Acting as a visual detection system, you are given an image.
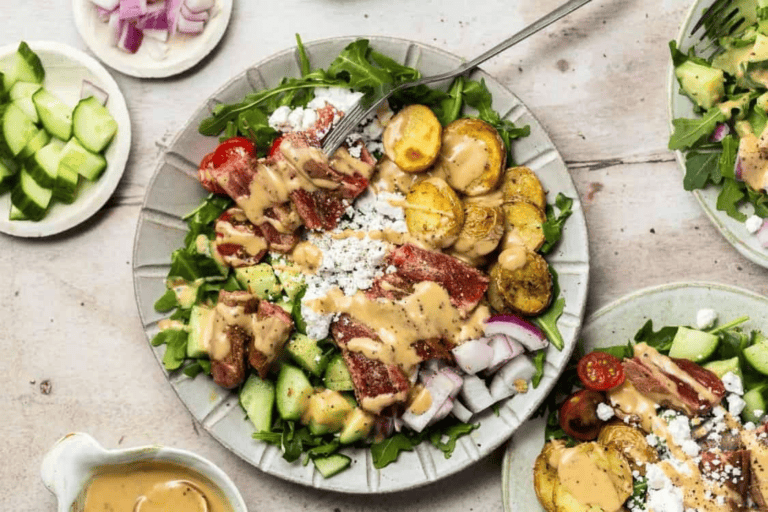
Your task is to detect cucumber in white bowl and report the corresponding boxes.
[0,41,130,237]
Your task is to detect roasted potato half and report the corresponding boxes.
[490,251,552,316]
[404,177,465,248]
[534,441,563,512]
[502,166,547,210]
[597,423,658,475]
[503,200,546,252]
[552,442,632,512]
[432,118,506,196]
[382,104,442,173]
[452,202,504,258]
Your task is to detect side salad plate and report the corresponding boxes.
[502,281,768,511]
[669,0,768,268]
[0,41,130,237]
[133,36,589,493]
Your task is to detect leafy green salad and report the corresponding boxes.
[151,36,572,478]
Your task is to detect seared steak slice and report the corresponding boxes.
[213,208,268,267]
[331,314,410,414]
[218,290,259,312]
[211,325,248,389]
[700,449,751,511]
[290,188,349,231]
[248,301,294,379]
[384,244,489,314]
[366,272,413,301]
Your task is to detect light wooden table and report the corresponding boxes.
[2,0,766,510]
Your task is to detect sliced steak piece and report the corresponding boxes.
[385,244,490,314]
[248,301,294,379]
[700,449,751,511]
[290,188,349,231]
[331,314,410,414]
[366,272,413,302]
[210,325,249,389]
[213,208,268,268]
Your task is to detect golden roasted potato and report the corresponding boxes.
[490,251,552,316]
[372,156,419,194]
[404,177,465,248]
[486,271,508,313]
[382,104,442,173]
[502,166,547,210]
[503,200,546,252]
[534,441,563,512]
[552,443,632,512]
[432,118,506,196]
[452,202,504,258]
[597,423,658,475]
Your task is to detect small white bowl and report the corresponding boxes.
[41,432,248,512]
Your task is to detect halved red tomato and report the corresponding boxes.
[559,389,605,441]
[577,351,625,391]
[267,135,286,158]
[212,137,255,167]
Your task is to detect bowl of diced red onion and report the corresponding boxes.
[72,0,232,78]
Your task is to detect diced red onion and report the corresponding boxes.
[91,0,119,11]
[176,16,205,33]
[757,220,768,247]
[429,398,454,426]
[80,80,109,105]
[142,28,169,42]
[374,416,394,439]
[180,2,209,21]
[166,0,184,34]
[485,334,525,374]
[184,0,215,13]
[120,0,148,19]
[484,315,548,351]
[489,356,536,401]
[451,400,473,423]
[108,11,123,45]
[452,339,494,375]
[95,5,117,22]
[735,156,743,181]
[460,375,495,413]
[117,22,144,53]
[136,9,169,30]
[144,0,166,14]
[709,123,730,143]
[401,373,456,433]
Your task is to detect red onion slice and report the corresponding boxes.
[709,123,730,143]
[401,373,456,432]
[80,80,109,105]
[95,5,117,22]
[91,0,119,10]
[460,375,495,413]
[485,334,525,374]
[451,400,473,423]
[451,339,494,375]
[176,16,205,33]
[117,22,144,53]
[120,0,148,19]
[484,314,548,351]
[136,9,169,30]
[184,0,215,13]
[489,355,536,400]
[735,155,743,181]
[108,11,124,45]
[180,2,210,21]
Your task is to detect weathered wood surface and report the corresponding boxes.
[2,0,765,510]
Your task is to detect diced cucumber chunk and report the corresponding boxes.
[235,264,281,300]
[240,374,276,433]
[8,203,28,220]
[72,96,117,153]
[339,408,375,444]
[0,42,44,90]
[743,385,767,423]
[186,305,213,358]
[53,164,79,204]
[27,139,65,189]
[14,97,39,123]
[324,354,354,392]
[9,81,41,101]
[274,264,306,300]
[2,102,38,156]
[745,342,768,375]
[668,327,719,362]
[275,364,313,421]
[286,333,329,377]
[19,129,49,160]
[32,88,73,141]
[58,138,107,181]
[0,160,16,194]
[703,357,742,380]
[312,454,351,478]
[11,168,52,221]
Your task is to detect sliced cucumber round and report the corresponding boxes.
[668,326,719,362]
[745,342,768,375]
[72,96,117,153]
[32,88,73,141]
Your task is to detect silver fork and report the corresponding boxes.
[321,0,593,156]
[689,0,757,43]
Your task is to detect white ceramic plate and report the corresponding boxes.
[668,0,768,268]
[0,41,130,238]
[132,36,590,493]
[502,281,768,511]
[72,0,233,78]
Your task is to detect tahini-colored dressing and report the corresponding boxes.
[291,241,323,274]
[81,461,232,512]
[212,220,268,263]
[437,130,491,192]
[497,245,527,272]
[549,444,627,512]
[371,156,418,194]
[204,300,287,362]
[407,384,433,415]
[737,133,768,192]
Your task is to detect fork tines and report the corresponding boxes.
[322,102,366,156]
[690,0,749,42]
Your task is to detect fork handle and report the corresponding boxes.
[419,0,594,86]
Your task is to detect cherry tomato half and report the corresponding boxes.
[577,351,625,391]
[267,135,286,158]
[212,137,255,168]
[559,389,605,441]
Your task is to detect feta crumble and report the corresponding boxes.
[695,308,717,330]
[722,371,743,395]
[746,214,764,234]
[727,394,747,417]
[596,402,615,421]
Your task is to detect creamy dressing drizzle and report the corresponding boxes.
[436,130,491,192]
[407,384,433,415]
[549,444,628,512]
[291,241,323,274]
[634,343,719,405]
[737,132,768,192]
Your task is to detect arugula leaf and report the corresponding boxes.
[154,289,178,313]
[633,320,678,354]
[540,193,574,254]
[668,40,710,68]
[327,40,393,96]
[595,341,634,360]
[429,422,479,459]
[683,151,721,190]
[432,76,465,126]
[183,194,233,248]
[152,329,189,371]
[304,440,341,464]
[746,186,768,217]
[236,108,279,154]
[668,108,726,150]
[716,178,748,221]
[296,34,310,77]
[291,286,308,335]
[531,350,546,388]
[719,135,738,180]
[534,267,565,351]
[628,476,648,511]
[749,105,768,136]
[543,407,577,446]
[169,250,226,282]
[182,359,211,377]
[371,433,417,469]
[368,50,420,84]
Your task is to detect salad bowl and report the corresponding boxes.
[502,281,768,511]
[132,35,590,493]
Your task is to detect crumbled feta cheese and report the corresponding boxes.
[746,214,764,234]
[645,464,685,512]
[722,371,744,395]
[308,87,364,113]
[727,394,747,417]
[696,308,717,330]
[596,403,615,421]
